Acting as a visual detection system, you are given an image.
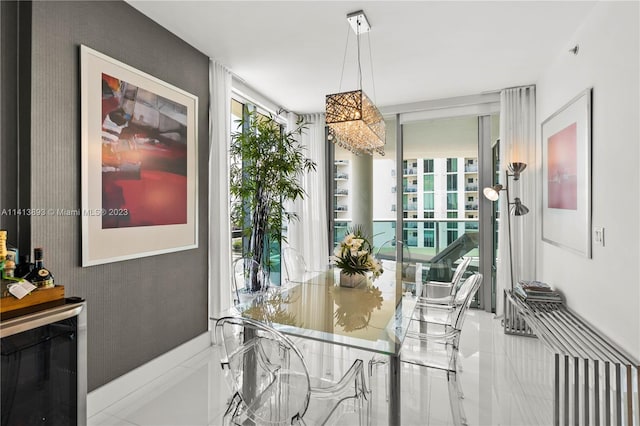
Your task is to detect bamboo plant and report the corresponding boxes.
[230,110,316,291]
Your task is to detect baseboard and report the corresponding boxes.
[87,332,212,417]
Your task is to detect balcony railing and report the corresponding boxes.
[465,184,478,191]
[335,188,349,195]
[403,168,418,175]
[403,203,418,210]
[403,186,418,193]
[465,165,478,173]
[333,219,480,265]
[335,205,348,211]
[335,173,349,179]
[465,204,479,210]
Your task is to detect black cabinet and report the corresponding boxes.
[1,300,86,426]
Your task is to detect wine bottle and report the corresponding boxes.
[24,248,54,288]
[15,254,33,278]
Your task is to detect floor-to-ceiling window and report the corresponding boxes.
[328,110,500,310]
[230,98,244,262]
[401,117,479,301]
[372,118,398,253]
[401,114,500,309]
[330,117,398,248]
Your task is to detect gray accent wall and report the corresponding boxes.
[10,1,210,390]
[0,1,25,243]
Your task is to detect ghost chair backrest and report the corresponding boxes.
[232,257,265,305]
[215,316,312,424]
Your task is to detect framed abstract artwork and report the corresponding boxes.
[80,45,198,266]
[541,88,592,258]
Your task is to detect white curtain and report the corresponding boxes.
[208,61,233,322]
[497,86,536,315]
[285,112,329,271]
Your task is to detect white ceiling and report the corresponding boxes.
[127,1,597,114]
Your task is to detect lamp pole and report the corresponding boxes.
[483,162,527,295]
[504,170,516,291]
[504,161,528,291]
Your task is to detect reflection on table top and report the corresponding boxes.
[214,268,417,356]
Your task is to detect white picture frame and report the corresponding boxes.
[81,45,198,266]
[541,88,592,258]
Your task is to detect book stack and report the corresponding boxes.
[514,280,563,303]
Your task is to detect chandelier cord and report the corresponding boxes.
[356,16,363,91]
[367,31,378,105]
[338,25,351,92]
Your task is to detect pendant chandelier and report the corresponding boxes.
[326,11,385,156]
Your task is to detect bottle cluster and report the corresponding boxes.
[0,230,54,296]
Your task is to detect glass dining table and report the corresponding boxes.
[212,266,418,425]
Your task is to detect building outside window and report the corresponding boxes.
[424,159,434,173]
[446,174,458,191]
[424,230,435,247]
[424,174,434,191]
[447,158,457,173]
[423,193,434,210]
[447,193,458,210]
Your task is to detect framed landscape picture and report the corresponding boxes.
[81,45,198,266]
[541,88,592,258]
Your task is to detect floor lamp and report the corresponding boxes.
[483,162,529,291]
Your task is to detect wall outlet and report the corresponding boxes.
[594,227,605,246]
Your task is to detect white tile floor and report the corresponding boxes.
[88,310,556,425]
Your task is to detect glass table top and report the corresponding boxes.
[213,267,418,356]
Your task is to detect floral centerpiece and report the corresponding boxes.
[331,226,383,287]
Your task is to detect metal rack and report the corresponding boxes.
[504,290,639,426]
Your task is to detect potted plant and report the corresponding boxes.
[230,110,316,291]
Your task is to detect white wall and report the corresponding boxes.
[536,1,640,359]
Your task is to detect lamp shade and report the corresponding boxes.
[482,184,503,201]
[507,162,527,180]
[326,89,385,156]
[511,197,530,216]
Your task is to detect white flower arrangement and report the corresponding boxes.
[331,226,383,280]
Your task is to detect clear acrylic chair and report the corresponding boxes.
[407,273,483,362]
[232,257,266,306]
[374,238,397,271]
[282,247,322,285]
[215,316,370,425]
[374,239,415,294]
[418,256,472,309]
[369,274,482,426]
[405,273,482,425]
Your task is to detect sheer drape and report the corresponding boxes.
[497,86,536,315]
[285,113,329,272]
[209,61,233,319]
